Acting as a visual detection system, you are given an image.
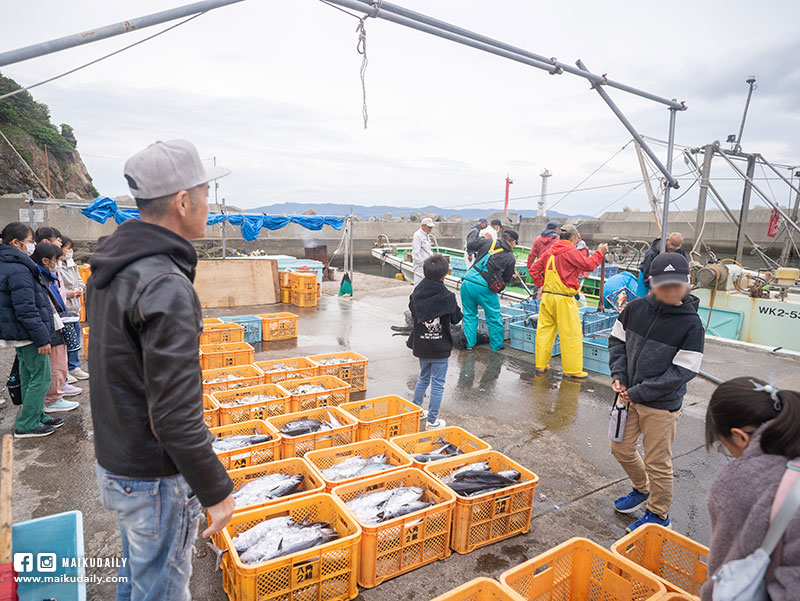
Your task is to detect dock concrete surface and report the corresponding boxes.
[2,270,798,600]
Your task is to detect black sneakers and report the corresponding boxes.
[13,424,57,438]
[43,417,66,429]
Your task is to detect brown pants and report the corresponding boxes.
[610,402,680,519]
[45,343,68,406]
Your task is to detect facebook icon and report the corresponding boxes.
[13,553,33,573]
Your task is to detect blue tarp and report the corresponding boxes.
[80,197,345,239]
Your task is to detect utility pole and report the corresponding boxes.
[221,196,227,259]
[733,76,756,155]
[538,169,551,218]
[734,154,756,263]
[692,144,714,256]
[27,190,35,230]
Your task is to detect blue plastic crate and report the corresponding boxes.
[583,329,612,375]
[12,510,86,601]
[579,307,618,334]
[449,256,467,271]
[218,315,262,344]
[478,307,526,340]
[451,267,467,280]
[515,298,541,314]
[509,321,561,356]
[589,264,620,279]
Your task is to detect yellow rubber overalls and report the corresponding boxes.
[534,254,583,374]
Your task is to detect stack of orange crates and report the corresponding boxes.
[211,383,292,424]
[290,271,319,307]
[256,357,319,384]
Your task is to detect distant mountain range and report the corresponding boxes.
[248,202,583,220]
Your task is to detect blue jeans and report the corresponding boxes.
[413,357,449,423]
[96,463,202,601]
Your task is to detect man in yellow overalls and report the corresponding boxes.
[530,224,607,378]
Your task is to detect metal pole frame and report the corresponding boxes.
[659,108,678,252]
[715,150,800,237]
[0,0,247,67]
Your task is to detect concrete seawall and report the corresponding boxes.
[0,196,782,260]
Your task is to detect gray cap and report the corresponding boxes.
[421,217,436,227]
[560,223,580,237]
[124,139,231,199]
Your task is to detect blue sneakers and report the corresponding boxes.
[614,489,650,514]
[626,509,671,533]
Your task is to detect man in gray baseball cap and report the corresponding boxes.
[89,140,233,600]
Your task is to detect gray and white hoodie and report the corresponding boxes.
[608,293,704,411]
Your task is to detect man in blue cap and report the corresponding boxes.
[526,220,559,276]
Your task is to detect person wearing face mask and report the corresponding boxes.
[0,222,61,438]
[31,242,80,413]
[35,226,63,248]
[57,237,89,381]
[702,377,800,600]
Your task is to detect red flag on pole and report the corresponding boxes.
[767,207,781,238]
[504,176,513,214]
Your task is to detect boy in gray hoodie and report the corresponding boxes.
[607,252,704,532]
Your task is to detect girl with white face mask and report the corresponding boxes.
[57,236,88,381]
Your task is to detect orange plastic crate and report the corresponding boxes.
[307,352,368,392]
[200,341,255,370]
[659,596,697,601]
[332,468,455,588]
[611,524,708,599]
[430,578,526,601]
[204,317,223,325]
[339,395,422,441]
[305,439,413,492]
[500,538,666,601]
[279,271,293,288]
[291,289,318,308]
[279,375,351,412]
[227,457,326,512]
[202,364,265,395]
[424,450,538,554]
[257,312,298,341]
[219,493,361,601]
[256,357,319,384]
[79,296,86,322]
[290,271,318,292]
[200,322,245,345]
[203,394,220,428]
[212,384,292,425]
[77,264,91,284]
[391,426,492,467]
[82,326,89,358]
[267,407,357,459]
[210,420,280,471]
[280,287,291,304]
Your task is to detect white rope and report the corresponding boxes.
[0,127,54,197]
[356,17,369,129]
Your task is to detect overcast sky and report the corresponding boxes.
[3,0,800,217]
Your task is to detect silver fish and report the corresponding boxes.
[233,474,304,507]
[315,357,352,366]
[218,394,279,408]
[204,373,242,384]
[233,518,337,565]
[212,434,273,452]
[443,462,491,483]
[410,441,464,463]
[345,486,430,525]
[320,454,390,482]
[292,384,331,395]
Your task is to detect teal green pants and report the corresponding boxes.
[15,343,50,432]
[460,279,504,350]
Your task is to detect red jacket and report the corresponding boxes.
[526,234,557,275]
[531,239,605,290]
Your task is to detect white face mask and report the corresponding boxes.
[64,250,74,260]
[24,242,35,256]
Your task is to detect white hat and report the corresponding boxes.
[421,218,436,227]
[124,139,230,199]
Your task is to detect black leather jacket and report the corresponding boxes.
[87,220,233,507]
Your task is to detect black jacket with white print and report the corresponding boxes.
[608,293,704,411]
[407,278,463,359]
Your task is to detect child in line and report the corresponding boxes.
[31,243,80,413]
[57,236,89,381]
[607,252,704,531]
[702,377,800,601]
[407,255,462,429]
